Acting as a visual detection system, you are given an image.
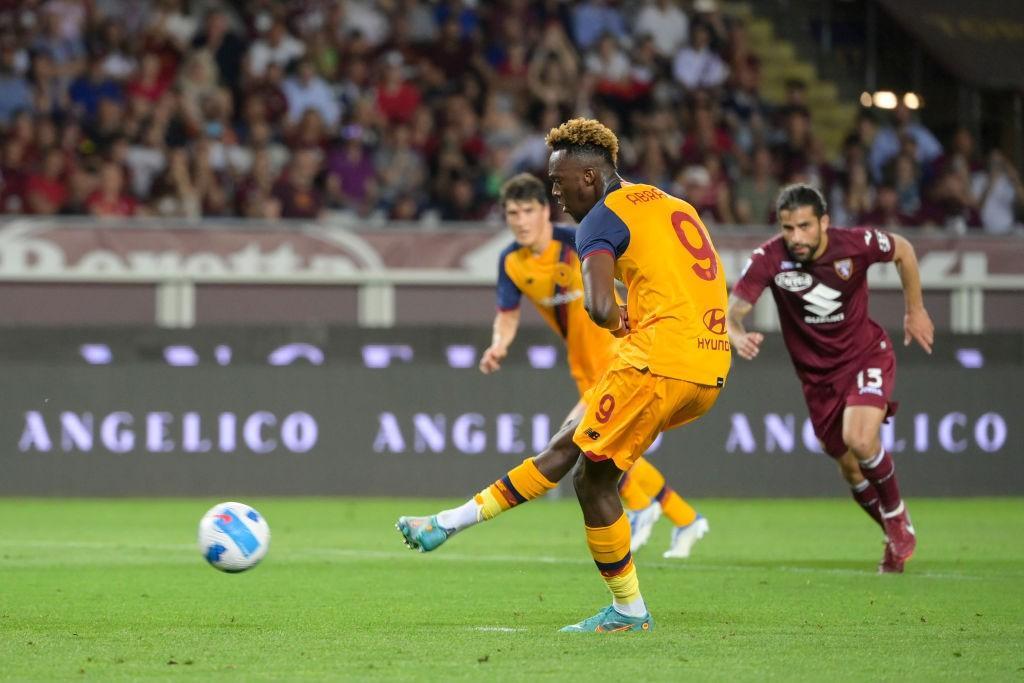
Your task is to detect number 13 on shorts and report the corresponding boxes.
[856,367,883,395]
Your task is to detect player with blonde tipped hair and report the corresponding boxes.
[400,118,731,633]
[395,171,709,565]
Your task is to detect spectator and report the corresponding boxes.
[246,19,305,81]
[243,62,288,127]
[635,0,689,59]
[918,167,980,231]
[343,0,391,47]
[430,18,475,81]
[236,147,281,218]
[29,52,69,118]
[126,52,172,106]
[274,148,324,219]
[283,58,341,130]
[773,105,814,181]
[891,152,922,216]
[192,9,246,89]
[403,0,439,43]
[633,133,672,188]
[0,0,1014,228]
[734,146,779,224]
[149,147,199,218]
[149,0,198,54]
[374,123,426,209]
[43,0,88,44]
[672,22,728,91]
[439,172,485,220]
[722,56,767,154]
[177,49,227,133]
[526,25,579,110]
[31,9,86,86]
[868,101,942,182]
[375,53,421,125]
[861,183,919,228]
[25,147,69,214]
[94,18,137,82]
[936,125,983,177]
[572,0,627,52]
[830,162,874,227]
[326,125,382,210]
[585,34,635,108]
[0,53,33,125]
[680,103,733,166]
[86,161,137,217]
[84,97,126,153]
[69,60,123,120]
[972,151,1024,234]
[125,123,168,198]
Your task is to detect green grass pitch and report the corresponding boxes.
[1,497,1021,681]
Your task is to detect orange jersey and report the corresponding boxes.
[496,226,617,394]
[574,182,731,387]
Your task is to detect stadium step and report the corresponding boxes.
[724,1,859,159]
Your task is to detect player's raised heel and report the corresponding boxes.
[662,514,709,559]
[627,503,662,552]
[881,504,916,562]
[559,605,654,633]
[396,515,450,553]
[878,541,904,574]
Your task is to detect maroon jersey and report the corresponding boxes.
[732,226,896,384]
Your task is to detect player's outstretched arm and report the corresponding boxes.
[726,294,764,361]
[892,234,934,354]
[582,251,629,337]
[480,308,520,373]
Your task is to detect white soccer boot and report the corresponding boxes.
[626,502,662,552]
[662,515,709,559]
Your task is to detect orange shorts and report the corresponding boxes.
[573,357,721,471]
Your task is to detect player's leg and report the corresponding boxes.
[617,468,652,511]
[560,365,658,632]
[805,382,886,533]
[627,455,708,558]
[842,404,916,566]
[617,463,660,553]
[560,455,654,632]
[396,402,584,552]
[579,363,657,539]
[835,450,883,529]
[561,368,719,632]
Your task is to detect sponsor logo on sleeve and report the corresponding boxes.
[875,230,892,252]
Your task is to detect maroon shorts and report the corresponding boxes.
[801,343,899,459]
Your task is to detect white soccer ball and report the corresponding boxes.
[198,502,270,572]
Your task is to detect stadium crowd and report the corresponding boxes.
[0,0,1021,232]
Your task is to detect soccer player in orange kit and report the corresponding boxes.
[400,119,730,632]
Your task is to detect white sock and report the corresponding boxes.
[613,595,648,618]
[861,447,886,470]
[881,500,905,519]
[435,499,482,534]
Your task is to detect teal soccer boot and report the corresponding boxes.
[559,606,654,633]
[396,515,450,552]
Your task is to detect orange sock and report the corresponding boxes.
[474,457,556,521]
[630,456,698,527]
[585,514,642,606]
[617,470,651,511]
[657,487,698,527]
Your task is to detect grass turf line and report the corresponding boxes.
[0,498,1021,681]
